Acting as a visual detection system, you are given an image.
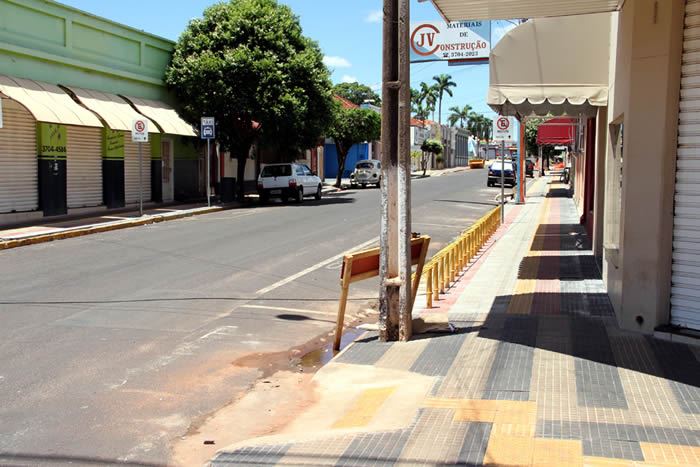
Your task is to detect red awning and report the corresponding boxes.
[536,117,577,145]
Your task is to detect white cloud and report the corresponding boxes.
[365,10,383,23]
[370,83,381,91]
[341,75,359,84]
[323,55,351,68]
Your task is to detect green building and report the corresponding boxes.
[0,0,202,225]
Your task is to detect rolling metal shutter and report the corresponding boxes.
[124,136,151,204]
[671,0,700,330]
[67,126,102,208]
[0,97,37,213]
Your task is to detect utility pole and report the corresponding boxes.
[380,0,412,342]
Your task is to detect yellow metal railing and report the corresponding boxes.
[416,204,503,309]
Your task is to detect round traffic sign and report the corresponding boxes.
[497,117,510,131]
[135,120,145,133]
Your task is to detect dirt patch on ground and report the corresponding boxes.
[170,309,376,466]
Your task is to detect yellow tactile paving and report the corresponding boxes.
[484,434,534,466]
[507,278,538,315]
[640,442,700,466]
[331,386,396,428]
[533,438,584,466]
[454,407,497,422]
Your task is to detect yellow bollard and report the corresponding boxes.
[426,266,433,308]
[433,260,440,301]
[442,252,450,293]
[439,255,446,294]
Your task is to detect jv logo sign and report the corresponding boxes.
[411,24,440,57]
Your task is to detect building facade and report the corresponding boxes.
[0,0,200,226]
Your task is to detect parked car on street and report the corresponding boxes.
[350,159,381,188]
[525,159,535,177]
[257,163,322,203]
[487,161,516,187]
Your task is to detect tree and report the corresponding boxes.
[420,138,443,176]
[333,82,381,106]
[448,104,472,128]
[432,74,457,127]
[165,0,334,199]
[327,103,381,188]
[419,82,438,122]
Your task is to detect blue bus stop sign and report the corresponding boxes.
[201,117,215,140]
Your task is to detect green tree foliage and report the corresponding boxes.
[432,74,457,127]
[165,0,334,198]
[333,82,381,106]
[421,138,444,156]
[448,105,472,128]
[420,138,444,176]
[327,103,381,187]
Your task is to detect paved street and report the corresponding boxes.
[0,170,502,465]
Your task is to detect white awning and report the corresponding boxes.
[64,86,159,133]
[428,0,621,21]
[121,95,196,137]
[0,75,102,127]
[487,13,612,117]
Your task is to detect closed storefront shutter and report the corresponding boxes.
[671,0,700,330]
[124,136,151,204]
[67,126,102,208]
[0,97,37,213]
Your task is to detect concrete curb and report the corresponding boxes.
[0,206,224,252]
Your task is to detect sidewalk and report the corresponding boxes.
[211,177,700,466]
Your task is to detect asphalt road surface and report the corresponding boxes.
[0,169,505,465]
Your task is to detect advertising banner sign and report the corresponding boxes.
[410,20,490,63]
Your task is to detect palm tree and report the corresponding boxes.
[419,82,438,123]
[448,104,472,128]
[432,74,457,127]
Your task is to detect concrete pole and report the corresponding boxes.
[379,0,400,342]
[397,0,412,341]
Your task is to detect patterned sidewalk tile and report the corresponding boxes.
[213,180,700,467]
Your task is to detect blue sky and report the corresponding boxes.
[58,0,515,121]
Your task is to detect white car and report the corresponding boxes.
[257,163,323,203]
[350,159,382,188]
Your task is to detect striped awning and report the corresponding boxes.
[121,95,196,137]
[0,75,102,127]
[64,86,159,133]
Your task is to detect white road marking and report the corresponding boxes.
[241,304,336,316]
[255,237,379,295]
[198,325,239,340]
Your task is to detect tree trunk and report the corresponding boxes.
[335,143,348,188]
[236,153,247,200]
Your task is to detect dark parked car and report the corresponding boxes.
[487,161,516,187]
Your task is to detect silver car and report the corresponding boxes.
[350,160,382,188]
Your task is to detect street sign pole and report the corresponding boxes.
[131,118,148,217]
[138,142,143,216]
[206,138,211,207]
[501,140,505,223]
[201,117,216,207]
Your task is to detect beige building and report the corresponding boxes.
[431,0,698,337]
